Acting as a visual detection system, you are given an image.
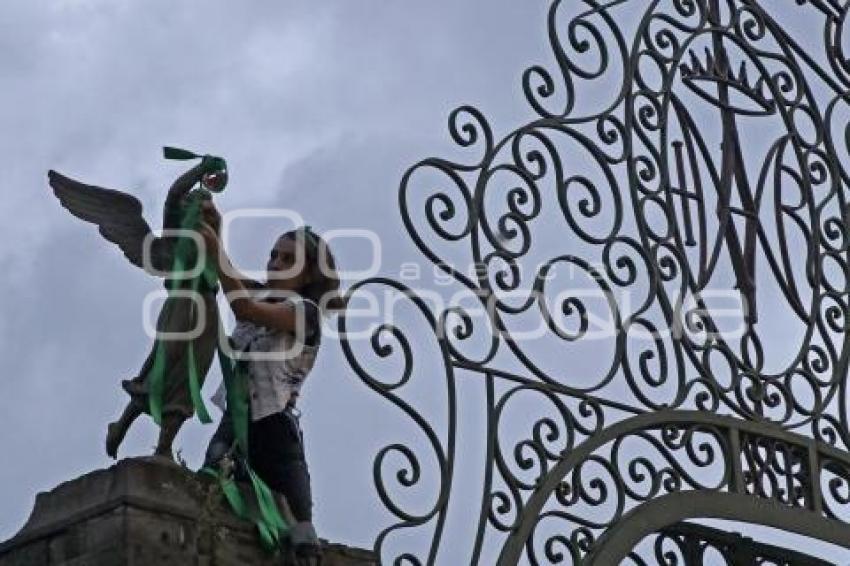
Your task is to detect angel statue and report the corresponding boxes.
[48,148,229,459]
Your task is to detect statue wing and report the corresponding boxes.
[48,170,171,273]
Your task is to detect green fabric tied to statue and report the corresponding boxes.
[148,148,227,426]
[155,147,289,550]
[201,345,289,551]
[47,148,287,551]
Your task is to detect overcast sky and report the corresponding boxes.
[5,1,850,564]
[0,0,551,553]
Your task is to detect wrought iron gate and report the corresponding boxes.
[339,0,850,563]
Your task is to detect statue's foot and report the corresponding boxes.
[121,379,146,396]
[291,521,321,562]
[294,542,322,566]
[105,422,122,460]
[154,446,174,460]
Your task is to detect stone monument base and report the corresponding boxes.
[0,457,375,565]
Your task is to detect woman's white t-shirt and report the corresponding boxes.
[211,295,321,421]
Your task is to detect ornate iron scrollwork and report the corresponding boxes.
[339,0,850,563]
[628,522,833,565]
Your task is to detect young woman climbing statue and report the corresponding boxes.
[198,200,343,559]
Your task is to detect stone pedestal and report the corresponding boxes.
[0,458,375,566]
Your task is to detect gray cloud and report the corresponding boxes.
[0,0,548,550]
[6,1,844,562]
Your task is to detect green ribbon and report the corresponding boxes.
[149,146,227,425]
[163,146,202,161]
[153,147,288,550]
[200,338,288,551]
[200,466,283,551]
[163,146,226,173]
[164,146,228,191]
[200,465,247,514]
[218,338,289,539]
[199,464,284,552]
[148,189,214,426]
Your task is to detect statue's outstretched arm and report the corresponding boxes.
[163,164,205,231]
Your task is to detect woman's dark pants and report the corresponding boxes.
[203,407,313,522]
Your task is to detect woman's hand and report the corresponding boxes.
[202,200,222,234]
[198,221,220,262]
[199,201,223,261]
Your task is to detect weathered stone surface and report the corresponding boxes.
[0,457,375,566]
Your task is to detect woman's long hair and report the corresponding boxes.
[278,227,345,315]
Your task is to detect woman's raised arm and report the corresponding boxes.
[198,205,303,334]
